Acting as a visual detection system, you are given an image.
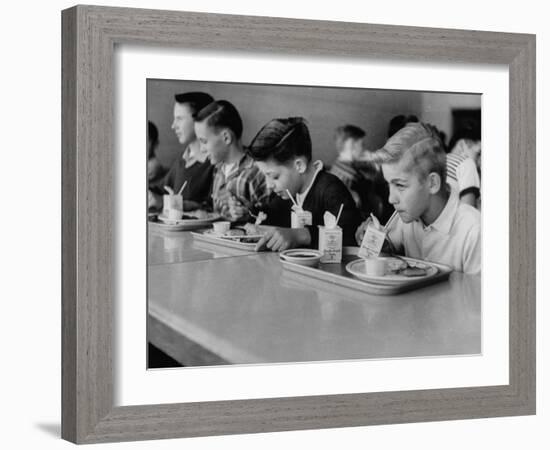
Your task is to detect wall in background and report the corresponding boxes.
[147,79,480,168]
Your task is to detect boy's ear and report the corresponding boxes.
[427,172,442,194]
[293,157,308,174]
[221,128,232,145]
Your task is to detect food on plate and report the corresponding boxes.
[223,229,245,237]
[401,267,428,277]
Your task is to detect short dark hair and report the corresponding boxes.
[448,118,481,151]
[147,120,159,159]
[173,92,214,115]
[335,124,365,141]
[247,117,312,163]
[193,100,243,140]
[388,114,419,138]
[148,120,158,145]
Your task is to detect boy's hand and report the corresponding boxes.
[355,217,373,245]
[228,196,248,221]
[181,200,201,211]
[355,217,397,253]
[148,190,161,209]
[255,227,311,252]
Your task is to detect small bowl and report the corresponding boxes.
[280,249,323,267]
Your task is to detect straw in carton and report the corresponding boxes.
[286,189,300,210]
[335,203,344,226]
[176,181,188,196]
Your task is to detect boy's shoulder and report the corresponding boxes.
[456,202,480,220]
[315,170,350,191]
[453,202,481,235]
[310,170,356,206]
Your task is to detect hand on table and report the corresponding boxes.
[255,227,311,252]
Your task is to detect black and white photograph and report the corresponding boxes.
[146,79,482,369]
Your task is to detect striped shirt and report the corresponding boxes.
[211,153,269,218]
[446,153,480,198]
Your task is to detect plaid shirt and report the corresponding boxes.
[211,153,269,218]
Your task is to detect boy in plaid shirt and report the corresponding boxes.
[194,100,269,221]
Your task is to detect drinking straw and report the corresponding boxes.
[335,203,344,226]
[286,189,300,209]
[164,185,174,195]
[177,181,188,196]
[383,210,399,232]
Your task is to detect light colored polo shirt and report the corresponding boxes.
[387,190,481,274]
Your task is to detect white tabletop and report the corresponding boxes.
[148,230,481,366]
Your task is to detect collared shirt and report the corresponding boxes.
[296,160,323,206]
[211,153,269,215]
[387,189,481,274]
[182,143,207,169]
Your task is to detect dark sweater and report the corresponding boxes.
[262,170,362,247]
[150,158,214,208]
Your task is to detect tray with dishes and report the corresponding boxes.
[191,224,266,251]
[148,210,222,231]
[280,247,452,295]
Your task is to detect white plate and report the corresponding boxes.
[345,257,438,285]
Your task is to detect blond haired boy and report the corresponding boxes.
[355,122,481,274]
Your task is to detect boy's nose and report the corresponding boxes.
[388,188,398,205]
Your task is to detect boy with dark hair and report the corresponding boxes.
[330,124,390,219]
[247,117,362,251]
[148,92,215,211]
[194,100,268,221]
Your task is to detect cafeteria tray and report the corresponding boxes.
[191,229,262,251]
[280,247,452,295]
[148,213,221,232]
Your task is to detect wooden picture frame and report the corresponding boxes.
[61,5,536,444]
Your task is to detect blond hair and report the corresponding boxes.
[370,122,446,183]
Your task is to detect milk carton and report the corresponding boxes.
[163,194,183,215]
[358,220,386,259]
[290,207,312,228]
[319,225,343,263]
[318,210,343,263]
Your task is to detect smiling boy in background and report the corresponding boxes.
[148,92,215,211]
[355,122,481,274]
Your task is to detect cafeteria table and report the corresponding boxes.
[148,228,481,366]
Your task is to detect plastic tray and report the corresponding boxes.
[280,247,452,295]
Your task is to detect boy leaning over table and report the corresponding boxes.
[355,122,481,275]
